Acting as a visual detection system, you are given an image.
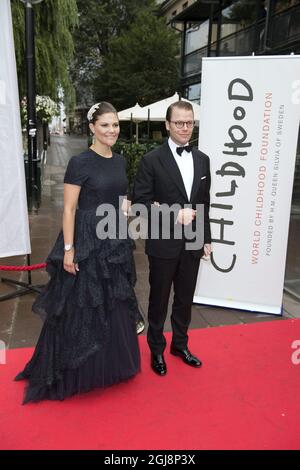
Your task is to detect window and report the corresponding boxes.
[185,21,209,55]
[182,1,188,9]
[184,83,201,103]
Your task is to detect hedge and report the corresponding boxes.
[113,141,160,193]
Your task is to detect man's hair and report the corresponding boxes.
[166,100,194,122]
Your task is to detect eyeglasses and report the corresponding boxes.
[169,120,195,129]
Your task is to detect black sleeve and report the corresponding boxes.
[121,154,132,200]
[64,156,88,186]
[132,155,154,210]
[132,154,180,221]
[204,156,211,244]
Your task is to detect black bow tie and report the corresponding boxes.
[176,145,193,156]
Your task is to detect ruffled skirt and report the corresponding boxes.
[15,209,141,404]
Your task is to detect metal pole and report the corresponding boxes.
[207,4,214,57]
[216,0,222,57]
[24,1,37,211]
[181,21,187,79]
[263,0,273,53]
[130,112,133,140]
[136,122,139,144]
[147,109,150,139]
[27,254,32,285]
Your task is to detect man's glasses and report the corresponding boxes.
[169,120,195,129]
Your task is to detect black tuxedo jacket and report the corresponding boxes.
[132,141,211,259]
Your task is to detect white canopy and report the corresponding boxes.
[118,103,148,122]
[118,103,148,143]
[142,93,200,124]
[118,92,200,124]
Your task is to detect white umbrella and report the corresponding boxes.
[118,93,201,142]
[118,102,148,121]
[142,92,200,124]
[118,103,149,143]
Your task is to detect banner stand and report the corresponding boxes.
[194,55,300,315]
[193,296,283,316]
[0,254,45,302]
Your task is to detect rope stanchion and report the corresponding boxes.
[0,255,47,302]
[0,263,46,272]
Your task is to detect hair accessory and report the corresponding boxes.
[87,102,102,122]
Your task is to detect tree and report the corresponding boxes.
[70,0,156,106]
[97,10,179,109]
[11,0,78,112]
[225,0,258,28]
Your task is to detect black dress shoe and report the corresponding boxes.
[170,347,202,367]
[151,353,167,376]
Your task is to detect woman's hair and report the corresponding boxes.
[87,102,118,124]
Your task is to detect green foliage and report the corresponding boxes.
[11,1,25,96]
[224,0,258,27]
[72,0,179,109]
[97,10,179,110]
[113,141,160,192]
[11,0,78,111]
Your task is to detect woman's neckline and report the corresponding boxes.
[89,146,114,159]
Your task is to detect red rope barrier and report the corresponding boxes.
[0,263,46,272]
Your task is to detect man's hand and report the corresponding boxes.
[202,244,212,260]
[176,208,197,226]
[121,197,132,216]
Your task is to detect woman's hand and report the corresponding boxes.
[63,248,79,275]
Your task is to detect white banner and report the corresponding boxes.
[195,56,300,314]
[0,0,31,257]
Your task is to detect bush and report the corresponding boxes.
[113,141,160,193]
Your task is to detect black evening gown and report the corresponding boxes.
[15,149,141,404]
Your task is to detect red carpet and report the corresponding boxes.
[1,319,300,450]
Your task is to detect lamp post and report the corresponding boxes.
[21,0,43,288]
[21,0,43,211]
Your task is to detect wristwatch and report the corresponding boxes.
[64,243,74,252]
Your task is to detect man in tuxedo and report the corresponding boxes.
[133,101,211,376]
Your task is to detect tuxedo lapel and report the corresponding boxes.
[190,149,202,203]
[158,142,189,201]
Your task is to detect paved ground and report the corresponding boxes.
[0,135,299,350]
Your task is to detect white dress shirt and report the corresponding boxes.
[168,137,194,201]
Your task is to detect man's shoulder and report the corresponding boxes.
[193,147,210,161]
[143,142,168,162]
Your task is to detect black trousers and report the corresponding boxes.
[147,251,201,355]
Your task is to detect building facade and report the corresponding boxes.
[158,0,198,25]
[159,0,300,103]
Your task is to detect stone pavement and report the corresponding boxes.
[0,135,299,350]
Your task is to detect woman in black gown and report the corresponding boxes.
[15,102,141,403]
